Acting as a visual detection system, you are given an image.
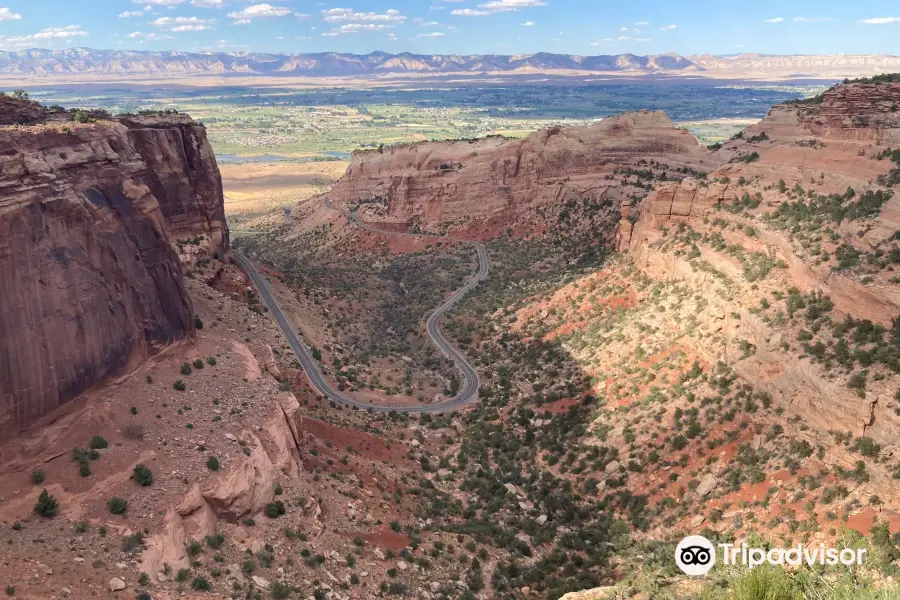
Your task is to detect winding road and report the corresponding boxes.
[233,199,489,413]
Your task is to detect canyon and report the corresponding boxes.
[0,77,899,600]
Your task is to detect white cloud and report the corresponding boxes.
[228,3,304,22]
[479,0,546,11]
[521,21,535,26]
[137,0,187,5]
[119,10,145,17]
[764,17,784,23]
[128,31,173,40]
[452,0,546,16]
[0,7,21,21]
[322,23,396,35]
[619,26,628,31]
[417,31,446,37]
[634,21,649,26]
[861,16,900,24]
[660,24,676,30]
[590,38,613,45]
[1,25,89,47]
[417,20,440,26]
[635,37,651,42]
[322,8,406,23]
[153,16,214,31]
[191,0,225,7]
[793,17,831,22]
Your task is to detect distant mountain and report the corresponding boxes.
[0,48,898,79]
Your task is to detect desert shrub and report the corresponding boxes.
[30,469,45,485]
[132,464,153,486]
[89,435,108,450]
[264,501,286,518]
[33,489,58,518]
[186,540,204,557]
[108,497,128,515]
[174,380,186,391]
[207,456,220,471]
[123,532,146,553]
[193,359,204,369]
[270,581,291,598]
[191,576,211,591]
[180,363,193,376]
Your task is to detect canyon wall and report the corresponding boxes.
[0,102,227,430]
[327,110,713,229]
[621,82,900,444]
[122,115,229,253]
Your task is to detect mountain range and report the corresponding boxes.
[2,48,900,79]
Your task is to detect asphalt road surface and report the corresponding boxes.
[233,199,489,413]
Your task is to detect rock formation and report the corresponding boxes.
[0,100,228,430]
[621,82,900,443]
[326,111,711,230]
[121,115,229,253]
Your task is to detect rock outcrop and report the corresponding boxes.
[0,101,227,430]
[326,111,711,229]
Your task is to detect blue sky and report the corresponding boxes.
[0,0,899,56]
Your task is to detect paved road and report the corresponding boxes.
[233,200,489,413]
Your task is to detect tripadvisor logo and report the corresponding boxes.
[675,535,867,576]
[676,535,716,576]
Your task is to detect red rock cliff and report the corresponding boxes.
[0,102,227,430]
[326,111,711,229]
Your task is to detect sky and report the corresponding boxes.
[0,0,899,56]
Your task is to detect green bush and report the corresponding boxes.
[264,500,286,518]
[174,380,186,391]
[132,464,153,486]
[181,363,193,376]
[33,489,58,518]
[30,469,45,485]
[89,435,108,450]
[207,456,220,471]
[191,577,211,591]
[108,497,128,515]
[123,532,145,553]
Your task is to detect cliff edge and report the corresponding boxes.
[0,98,228,430]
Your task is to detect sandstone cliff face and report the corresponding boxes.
[0,106,227,430]
[121,115,229,254]
[327,111,711,229]
[622,82,900,444]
